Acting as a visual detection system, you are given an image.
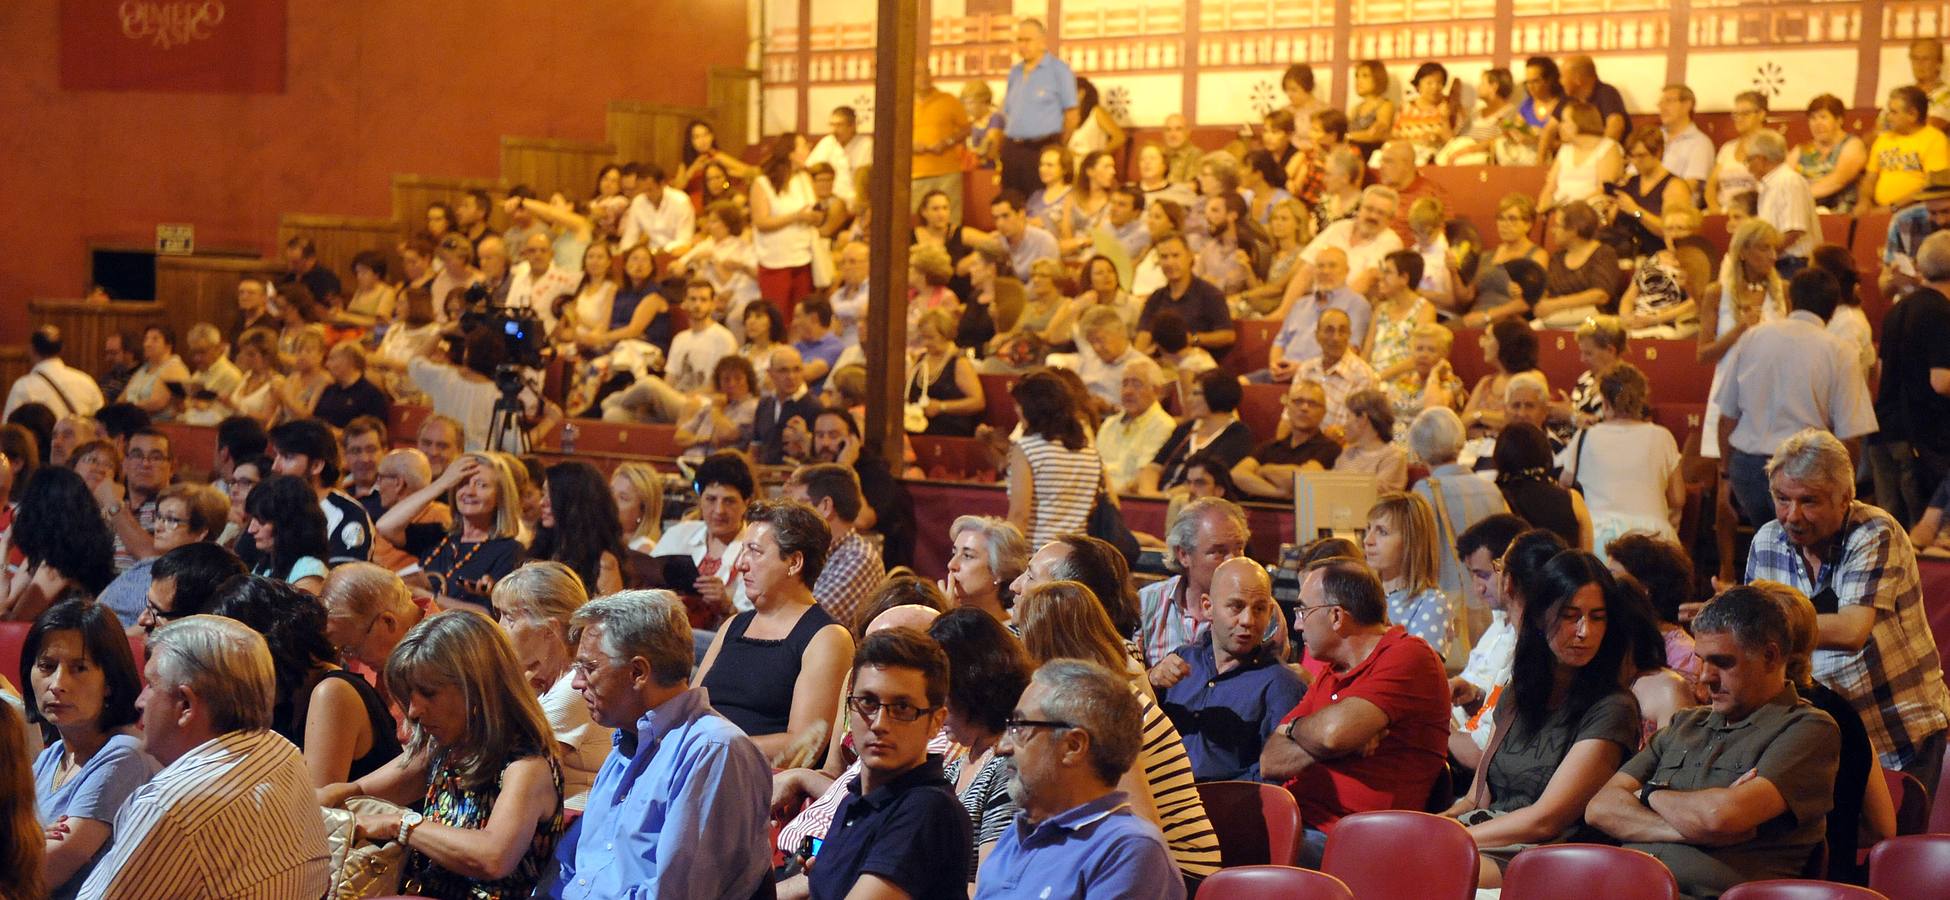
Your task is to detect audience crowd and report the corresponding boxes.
[5,28,1950,900]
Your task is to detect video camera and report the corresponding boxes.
[457,283,548,370]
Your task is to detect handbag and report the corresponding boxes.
[809,234,836,289]
[319,796,410,900]
[1088,488,1142,567]
[904,358,932,433]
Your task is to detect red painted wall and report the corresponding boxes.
[0,0,749,342]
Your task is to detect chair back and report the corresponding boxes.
[1194,780,1303,867]
[1501,844,1677,900]
[1320,810,1478,900]
[1720,879,1890,899]
[1194,865,1353,900]
[1884,769,1930,836]
[1870,834,1950,900]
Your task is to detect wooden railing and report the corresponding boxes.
[277,214,402,291]
[500,137,617,205]
[606,100,714,173]
[27,300,172,377]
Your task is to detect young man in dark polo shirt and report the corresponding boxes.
[799,628,972,900]
[1231,378,1342,500]
[1136,233,1235,360]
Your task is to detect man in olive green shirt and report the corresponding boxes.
[1585,587,1839,899]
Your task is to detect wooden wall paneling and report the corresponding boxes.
[277,214,404,292]
[391,175,512,237]
[499,137,618,206]
[154,256,277,345]
[27,300,171,377]
[708,67,762,159]
[0,348,28,394]
[606,101,713,173]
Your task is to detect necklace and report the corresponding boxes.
[427,533,489,593]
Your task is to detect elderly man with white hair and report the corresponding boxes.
[1139,498,1251,672]
[321,561,426,676]
[1294,184,1406,296]
[1743,428,1950,789]
[1408,408,1507,616]
[1747,129,1822,272]
[1097,356,1177,495]
[77,615,331,899]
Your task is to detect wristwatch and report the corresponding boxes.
[1284,718,1301,742]
[1638,781,1671,807]
[399,809,425,845]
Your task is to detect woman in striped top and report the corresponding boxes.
[1008,372,1107,549]
[929,607,1033,883]
[1017,581,1223,882]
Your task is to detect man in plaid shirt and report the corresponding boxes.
[785,462,885,632]
[1744,429,1950,787]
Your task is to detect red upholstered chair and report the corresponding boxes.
[1883,769,1930,836]
[1194,865,1353,900]
[1719,880,1890,899]
[1320,810,1479,900]
[1501,844,1678,900]
[1194,780,1303,867]
[1870,834,1950,900]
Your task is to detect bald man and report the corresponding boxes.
[1157,558,1308,781]
[751,345,821,465]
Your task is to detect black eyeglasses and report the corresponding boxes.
[143,601,187,624]
[1002,716,1074,740]
[846,695,937,723]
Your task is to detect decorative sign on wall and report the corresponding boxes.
[60,0,287,93]
[155,223,195,256]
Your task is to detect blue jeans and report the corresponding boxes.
[1728,449,1775,527]
[1299,826,1330,868]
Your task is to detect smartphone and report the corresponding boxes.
[1601,182,1619,196]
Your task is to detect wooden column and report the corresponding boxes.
[864,0,918,465]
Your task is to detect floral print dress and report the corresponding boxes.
[402,747,566,900]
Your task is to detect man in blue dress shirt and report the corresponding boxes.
[977,659,1184,900]
[544,590,772,900]
[999,18,1078,197]
[1159,559,1307,781]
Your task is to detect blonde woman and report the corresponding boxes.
[1364,491,1462,664]
[227,327,285,425]
[376,452,528,611]
[272,327,331,423]
[1697,220,1785,460]
[319,610,565,899]
[610,462,665,554]
[489,562,615,811]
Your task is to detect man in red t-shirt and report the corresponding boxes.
[1262,558,1451,866]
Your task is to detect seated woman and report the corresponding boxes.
[908,309,986,437]
[321,610,565,900]
[530,461,627,596]
[738,301,783,374]
[1532,201,1621,329]
[1494,423,1593,550]
[696,501,855,765]
[674,356,761,461]
[488,563,614,811]
[1388,323,1467,438]
[1619,207,1710,340]
[1139,370,1256,496]
[95,482,227,627]
[943,515,1030,626]
[609,462,665,555]
[1609,576,1698,737]
[243,474,331,594]
[210,575,398,786]
[1461,319,1544,436]
[1016,580,1223,880]
[272,328,332,424]
[23,600,156,899]
[1604,533,1701,681]
[1793,94,1868,213]
[335,249,399,330]
[1334,389,1410,492]
[1443,551,1639,888]
[1563,315,1627,429]
[376,453,528,612]
[929,607,1032,882]
[1488,193,1550,270]
[1364,492,1461,664]
[1025,145,1076,233]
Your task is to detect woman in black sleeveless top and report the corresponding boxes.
[1493,422,1591,550]
[696,501,855,762]
[1605,129,1697,258]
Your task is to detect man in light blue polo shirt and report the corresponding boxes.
[977,659,1184,900]
[990,189,1061,280]
[1000,18,1078,197]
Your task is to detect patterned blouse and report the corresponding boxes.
[402,747,566,900]
[943,749,1018,881]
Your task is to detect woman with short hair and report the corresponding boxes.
[95,481,228,632]
[943,515,1030,625]
[488,562,614,811]
[929,608,1032,879]
[1559,363,1683,553]
[23,600,155,898]
[1533,201,1622,328]
[1334,389,1410,492]
[1538,101,1623,212]
[1142,370,1256,495]
[650,450,758,622]
[321,610,566,899]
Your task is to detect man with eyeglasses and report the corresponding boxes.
[99,427,174,568]
[136,542,247,635]
[1294,185,1405,298]
[1261,558,1449,867]
[976,658,1182,900]
[788,628,970,900]
[542,590,771,900]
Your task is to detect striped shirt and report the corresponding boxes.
[1015,433,1103,549]
[1133,689,1222,878]
[77,729,330,900]
[943,749,1018,881]
[1745,501,1950,770]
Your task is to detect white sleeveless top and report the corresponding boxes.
[751,172,816,269]
[1550,137,1619,207]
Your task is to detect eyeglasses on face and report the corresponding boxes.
[154,514,190,531]
[1002,716,1074,740]
[1293,602,1339,619]
[847,695,938,723]
[569,656,624,678]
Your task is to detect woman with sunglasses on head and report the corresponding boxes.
[377,453,528,613]
[22,600,155,899]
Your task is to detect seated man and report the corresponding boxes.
[77,615,331,898]
[182,322,244,399]
[785,463,886,630]
[1158,559,1307,781]
[1262,559,1449,866]
[367,448,448,573]
[1585,587,1840,898]
[320,562,425,681]
[545,590,772,899]
[791,628,972,900]
[977,659,1185,900]
[134,543,248,635]
[792,297,847,392]
[1139,498,1251,667]
[269,417,374,564]
[988,190,1061,281]
[1446,513,1530,765]
[1135,233,1235,359]
[750,346,821,466]
[1231,378,1342,500]
[340,416,388,519]
[1290,309,1376,433]
[1098,357,1176,495]
[604,282,734,421]
[1258,246,1371,382]
[1055,305,1142,414]
[416,415,463,480]
[1292,185,1405,297]
[1374,141,1451,243]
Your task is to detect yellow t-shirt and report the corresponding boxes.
[912,88,971,179]
[1867,125,1950,206]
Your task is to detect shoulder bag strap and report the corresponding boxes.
[1467,706,1516,810]
[34,371,75,417]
